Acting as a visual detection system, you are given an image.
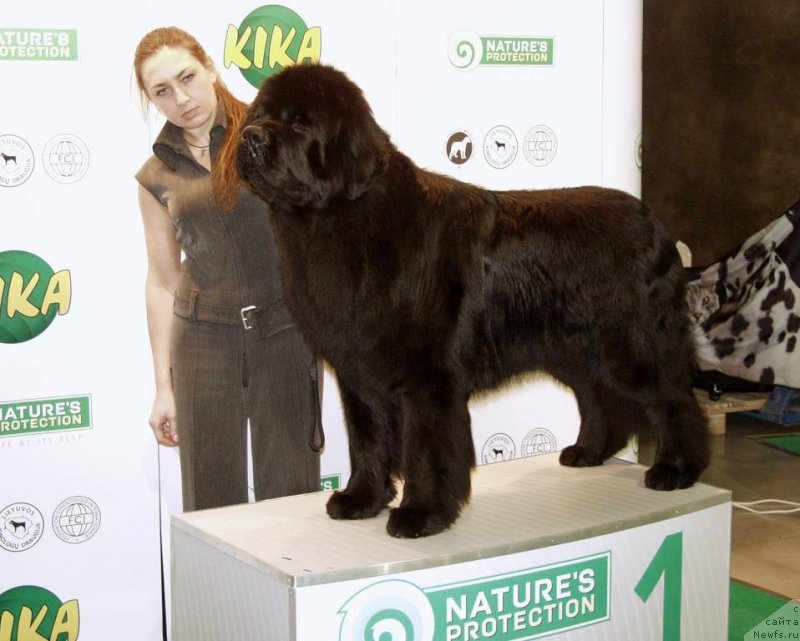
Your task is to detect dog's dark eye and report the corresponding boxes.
[290,116,311,134]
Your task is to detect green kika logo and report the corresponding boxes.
[0,29,78,61]
[224,5,321,88]
[0,250,71,344]
[0,586,80,641]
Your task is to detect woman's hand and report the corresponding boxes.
[149,387,179,447]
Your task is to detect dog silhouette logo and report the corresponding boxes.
[446,131,473,165]
[0,502,44,552]
[0,135,34,187]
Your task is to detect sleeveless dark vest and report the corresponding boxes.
[135,113,285,315]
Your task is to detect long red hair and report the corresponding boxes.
[133,26,243,209]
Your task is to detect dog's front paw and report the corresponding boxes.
[644,462,700,490]
[326,490,386,520]
[559,445,604,468]
[386,507,452,538]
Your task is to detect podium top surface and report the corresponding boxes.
[171,454,730,588]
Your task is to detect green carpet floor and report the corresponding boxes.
[752,433,800,456]
[729,580,791,640]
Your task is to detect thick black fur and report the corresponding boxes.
[236,64,710,538]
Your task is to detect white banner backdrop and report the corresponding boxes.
[1,1,640,639]
[1,4,164,640]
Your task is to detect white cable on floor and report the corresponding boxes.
[733,499,800,515]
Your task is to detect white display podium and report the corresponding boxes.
[171,454,731,641]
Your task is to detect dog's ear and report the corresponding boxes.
[340,122,390,200]
[327,84,391,201]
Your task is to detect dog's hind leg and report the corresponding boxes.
[641,239,710,489]
[386,373,475,538]
[602,334,709,489]
[564,372,708,488]
[643,271,710,489]
[643,386,709,490]
[326,383,398,520]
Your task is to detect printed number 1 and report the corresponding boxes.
[634,532,684,641]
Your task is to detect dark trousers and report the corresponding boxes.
[171,315,321,511]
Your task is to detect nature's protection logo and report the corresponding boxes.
[338,555,609,641]
[0,251,71,344]
[320,474,342,491]
[0,29,78,61]
[448,30,553,71]
[225,5,321,88]
[0,585,79,640]
[0,396,92,439]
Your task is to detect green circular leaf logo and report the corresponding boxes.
[224,5,322,89]
[0,250,71,344]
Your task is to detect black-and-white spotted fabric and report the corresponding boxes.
[687,201,800,387]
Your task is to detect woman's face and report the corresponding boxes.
[140,46,218,132]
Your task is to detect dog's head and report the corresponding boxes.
[236,64,391,209]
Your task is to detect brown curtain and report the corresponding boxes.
[642,1,800,267]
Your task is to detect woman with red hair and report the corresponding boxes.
[133,27,321,511]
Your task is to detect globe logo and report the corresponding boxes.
[521,428,557,457]
[52,496,101,544]
[43,134,89,184]
[59,503,94,536]
[523,125,558,167]
[49,141,83,177]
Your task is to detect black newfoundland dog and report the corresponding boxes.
[236,64,709,538]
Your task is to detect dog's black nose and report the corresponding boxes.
[242,125,267,144]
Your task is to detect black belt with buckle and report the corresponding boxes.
[174,294,295,338]
[240,304,264,330]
